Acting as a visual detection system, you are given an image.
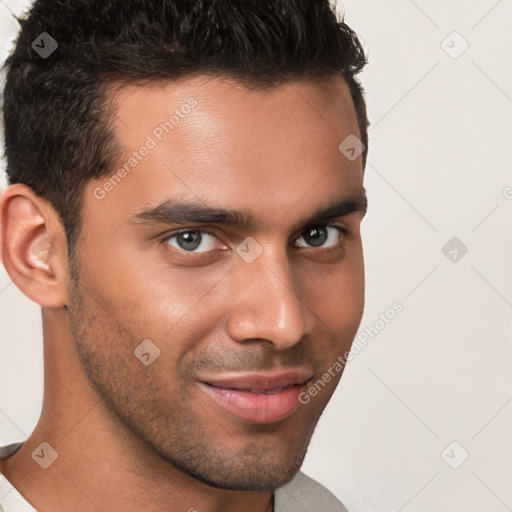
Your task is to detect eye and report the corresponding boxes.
[295,226,346,249]
[163,229,226,253]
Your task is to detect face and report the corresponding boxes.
[68,75,366,491]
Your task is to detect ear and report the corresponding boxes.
[0,184,70,308]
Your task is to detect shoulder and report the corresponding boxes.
[274,471,349,512]
[0,443,37,512]
[0,444,24,461]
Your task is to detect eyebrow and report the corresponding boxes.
[130,193,368,232]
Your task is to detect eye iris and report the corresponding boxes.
[304,227,328,247]
[177,231,201,251]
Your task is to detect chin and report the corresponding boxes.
[153,433,310,491]
[183,458,304,491]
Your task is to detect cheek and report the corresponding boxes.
[80,241,228,341]
[299,249,365,331]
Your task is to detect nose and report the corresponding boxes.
[225,246,313,350]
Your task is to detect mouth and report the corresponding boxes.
[198,370,313,424]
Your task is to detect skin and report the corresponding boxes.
[0,75,367,512]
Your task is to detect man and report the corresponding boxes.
[0,0,369,510]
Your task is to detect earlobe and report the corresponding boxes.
[0,184,69,308]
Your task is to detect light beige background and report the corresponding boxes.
[1,1,511,510]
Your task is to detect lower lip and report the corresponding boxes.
[200,383,304,423]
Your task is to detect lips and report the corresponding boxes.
[199,370,312,424]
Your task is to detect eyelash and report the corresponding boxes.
[162,225,349,254]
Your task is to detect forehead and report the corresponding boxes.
[86,75,364,231]
[110,74,360,156]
